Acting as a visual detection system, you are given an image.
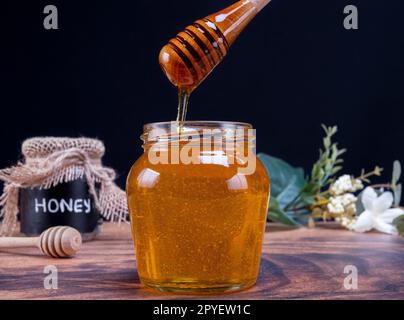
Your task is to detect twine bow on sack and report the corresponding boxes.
[0,138,129,236]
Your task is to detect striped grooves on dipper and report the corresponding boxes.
[167,19,230,81]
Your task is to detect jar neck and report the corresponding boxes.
[141,121,256,153]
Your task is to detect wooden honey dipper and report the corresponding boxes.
[0,226,82,258]
[159,0,271,93]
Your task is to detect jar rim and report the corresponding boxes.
[143,121,253,132]
[141,121,255,146]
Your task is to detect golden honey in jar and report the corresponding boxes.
[126,121,270,293]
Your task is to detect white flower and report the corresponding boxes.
[341,193,357,206]
[328,198,344,214]
[353,187,404,235]
[336,216,356,230]
[352,179,364,191]
[330,175,364,195]
[327,193,357,214]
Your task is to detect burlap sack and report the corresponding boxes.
[0,137,128,236]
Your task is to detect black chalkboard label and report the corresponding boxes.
[19,179,101,236]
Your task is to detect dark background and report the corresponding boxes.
[1,0,404,187]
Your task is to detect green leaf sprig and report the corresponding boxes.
[259,125,346,225]
[259,125,400,231]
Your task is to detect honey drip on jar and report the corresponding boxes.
[159,0,271,123]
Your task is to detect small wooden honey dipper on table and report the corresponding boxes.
[159,0,271,93]
[0,226,82,258]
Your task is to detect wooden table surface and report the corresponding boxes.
[1,223,404,300]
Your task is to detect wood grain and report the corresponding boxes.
[1,223,404,300]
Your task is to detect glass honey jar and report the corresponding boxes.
[126,121,270,293]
